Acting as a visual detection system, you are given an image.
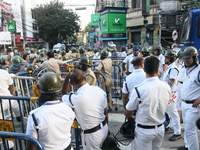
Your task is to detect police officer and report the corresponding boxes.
[123,57,146,111]
[9,56,25,74]
[177,46,200,150]
[26,72,75,150]
[162,50,182,141]
[62,69,108,150]
[141,47,150,59]
[125,56,171,150]
[78,56,96,86]
[127,43,133,56]
[119,46,127,58]
[22,54,30,68]
[97,49,113,109]
[122,45,139,75]
[55,51,62,60]
[154,45,165,78]
[39,52,47,62]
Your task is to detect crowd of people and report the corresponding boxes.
[0,43,200,150]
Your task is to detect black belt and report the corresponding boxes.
[179,81,183,84]
[84,119,106,134]
[137,123,163,129]
[64,143,71,150]
[182,99,195,104]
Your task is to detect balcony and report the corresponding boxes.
[96,0,129,12]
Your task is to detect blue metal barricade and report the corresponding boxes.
[0,96,82,150]
[0,131,44,150]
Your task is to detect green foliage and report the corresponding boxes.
[182,1,200,16]
[82,22,95,44]
[34,0,80,47]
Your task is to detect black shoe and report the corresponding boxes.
[177,146,188,150]
[169,134,181,141]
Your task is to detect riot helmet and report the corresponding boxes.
[100,49,108,59]
[141,47,150,57]
[78,56,90,71]
[180,46,199,65]
[164,50,177,64]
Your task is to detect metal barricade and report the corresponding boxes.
[0,131,44,150]
[94,71,111,112]
[0,96,82,150]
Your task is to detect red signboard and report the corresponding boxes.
[16,36,20,42]
[23,37,39,43]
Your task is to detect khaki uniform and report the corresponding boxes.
[127,48,132,55]
[84,68,96,86]
[86,51,94,57]
[97,58,113,108]
[40,58,65,73]
[55,54,62,60]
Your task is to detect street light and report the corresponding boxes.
[158,8,162,46]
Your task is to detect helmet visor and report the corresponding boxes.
[180,52,193,60]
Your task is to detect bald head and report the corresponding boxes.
[69,69,85,85]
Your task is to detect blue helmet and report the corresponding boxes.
[132,46,139,52]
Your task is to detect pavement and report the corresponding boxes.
[108,99,200,150]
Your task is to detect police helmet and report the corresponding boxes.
[93,48,99,53]
[79,47,85,54]
[17,52,23,57]
[164,50,177,63]
[1,56,7,65]
[40,52,45,57]
[121,46,126,52]
[26,50,31,55]
[196,117,200,130]
[37,72,62,94]
[27,64,36,71]
[120,118,135,139]
[128,43,133,48]
[132,45,139,52]
[154,45,162,55]
[13,56,22,67]
[79,56,90,66]
[30,48,35,53]
[180,46,199,65]
[72,47,78,53]
[100,49,108,59]
[61,50,66,56]
[141,47,150,57]
[33,55,41,62]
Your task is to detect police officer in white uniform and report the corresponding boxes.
[154,45,165,78]
[62,69,108,150]
[162,50,181,141]
[125,56,171,150]
[26,72,75,150]
[122,45,139,75]
[123,57,146,109]
[178,46,200,150]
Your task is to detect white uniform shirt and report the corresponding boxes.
[122,69,146,99]
[120,51,127,58]
[0,69,13,95]
[162,62,179,92]
[178,62,185,82]
[123,54,135,73]
[126,77,171,125]
[181,65,200,100]
[26,101,75,150]
[157,54,165,74]
[63,83,107,130]
[93,52,100,60]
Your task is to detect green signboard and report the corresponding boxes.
[101,12,126,38]
[7,21,16,32]
[91,14,100,26]
[109,13,126,34]
[101,14,109,34]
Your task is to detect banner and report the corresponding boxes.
[91,14,100,26]
[0,32,11,44]
[7,21,16,32]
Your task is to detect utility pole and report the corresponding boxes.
[142,0,150,46]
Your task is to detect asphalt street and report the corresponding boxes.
[108,99,200,150]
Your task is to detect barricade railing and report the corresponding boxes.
[0,131,44,150]
[0,96,82,150]
[94,71,111,112]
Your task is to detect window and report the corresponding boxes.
[178,14,191,43]
[32,23,38,31]
[132,0,140,9]
[31,9,37,19]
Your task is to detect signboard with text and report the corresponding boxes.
[100,11,126,38]
[0,32,11,44]
[91,14,100,27]
[7,21,16,32]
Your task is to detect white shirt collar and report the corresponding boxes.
[145,76,159,82]
[76,83,89,93]
[132,68,144,73]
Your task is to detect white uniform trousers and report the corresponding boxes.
[181,101,200,150]
[134,124,164,150]
[82,124,108,150]
[166,93,181,135]
[176,83,183,109]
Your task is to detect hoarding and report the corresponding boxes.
[0,32,11,44]
[7,21,16,32]
[91,14,100,26]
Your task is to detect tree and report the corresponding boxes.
[182,1,200,16]
[34,0,80,48]
[82,22,95,43]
